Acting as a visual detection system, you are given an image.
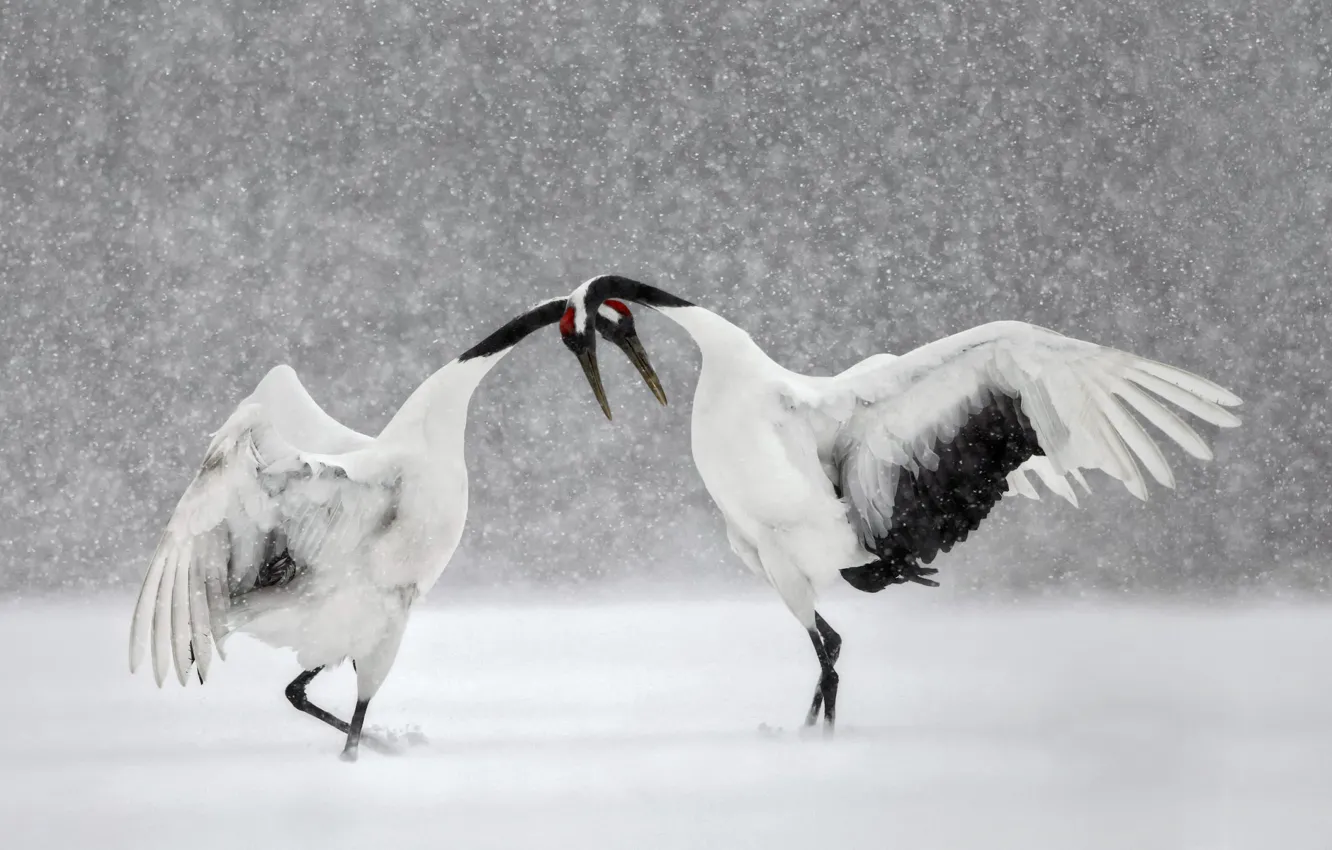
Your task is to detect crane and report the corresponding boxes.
[129,297,664,759]
[560,275,1241,731]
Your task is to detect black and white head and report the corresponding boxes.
[453,295,665,418]
[591,300,667,410]
[561,294,668,418]
[524,293,667,419]
[561,275,693,419]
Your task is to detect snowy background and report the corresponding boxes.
[3,3,1331,846]
[2,0,1329,594]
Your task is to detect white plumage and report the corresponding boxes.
[130,373,405,691]
[818,321,1239,551]
[129,298,664,759]
[563,276,1241,731]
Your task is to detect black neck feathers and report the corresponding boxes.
[457,298,567,362]
[584,276,694,312]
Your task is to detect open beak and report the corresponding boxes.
[614,334,668,406]
[576,350,613,420]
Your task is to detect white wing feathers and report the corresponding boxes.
[830,348,1087,507]
[1006,457,1088,505]
[243,365,372,454]
[816,321,1241,540]
[129,391,398,688]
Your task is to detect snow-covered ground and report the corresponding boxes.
[2,590,1328,849]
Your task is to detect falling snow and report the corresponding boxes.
[3,3,1330,847]
[3,0,1328,593]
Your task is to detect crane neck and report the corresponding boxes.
[375,355,499,454]
[378,299,566,453]
[651,304,770,369]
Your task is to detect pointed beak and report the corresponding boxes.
[614,334,668,406]
[576,350,613,420]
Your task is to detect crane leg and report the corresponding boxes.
[285,667,352,734]
[340,699,371,762]
[285,667,388,758]
[803,612,841,732]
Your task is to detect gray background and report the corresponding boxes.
[3,0,1328,593]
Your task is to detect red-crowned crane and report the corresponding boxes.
[129,298,663,759]
[560,276,1241,732]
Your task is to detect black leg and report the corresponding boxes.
[803,612,842,732]
[805,684,824,727]
[816,612,842,666]
[816,614,841,730]
[341,699,370,762]
[286,666,392,758]
[285,666,352,735]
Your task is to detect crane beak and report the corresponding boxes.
[613,334,668,406]
[576,350,613,420]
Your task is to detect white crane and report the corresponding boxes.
[129,298,664,760]
[560,276,1241,731]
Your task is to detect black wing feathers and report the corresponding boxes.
[841,391,1042,593]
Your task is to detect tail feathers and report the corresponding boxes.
[841,563,892,593]
[841,556,940,593]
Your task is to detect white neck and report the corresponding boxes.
[377,352,509,455]
[652,304,777,376]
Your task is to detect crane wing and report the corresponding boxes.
[830,352,1085,506]
[807,321,1240,571]
[243,365,373,454]
[129,398,399,688]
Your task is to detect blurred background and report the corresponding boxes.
[2,0,1328,595]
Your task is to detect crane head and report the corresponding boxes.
[562,275,693,421]
[593,300,668,408]
[564,298,667,420]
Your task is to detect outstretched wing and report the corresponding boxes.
[129,399,399,688]
[807,321,1241,568]
[243,365,372,453]
[831,353,1084,506]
